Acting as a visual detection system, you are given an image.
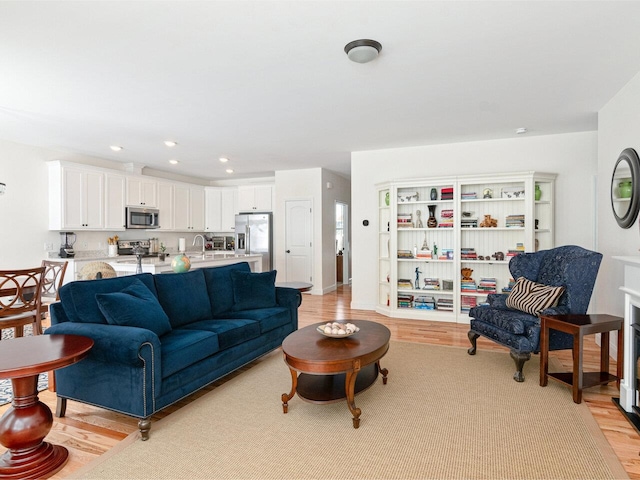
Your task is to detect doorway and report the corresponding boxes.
[335,201,349,285]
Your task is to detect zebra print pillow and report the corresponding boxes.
[506,277,565,316]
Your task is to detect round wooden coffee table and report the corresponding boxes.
[281,320,390,428]
[0,334,93,479]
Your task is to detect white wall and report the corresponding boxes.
[350,132,598,310]
[274,168,351,294]
[596,70,640,317]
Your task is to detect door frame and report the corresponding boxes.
[335,201,350,285]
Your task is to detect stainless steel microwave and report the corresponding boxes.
[126,207,160,229]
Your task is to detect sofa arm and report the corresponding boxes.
[276,287,302,308]
[486,293,509,309]
[45,322,161,368]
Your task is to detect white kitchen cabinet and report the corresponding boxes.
[237,185,273,212]
[205,187,238,232]
[49,162,104,230]
[156,182,175,231]
[104,173,127,230]
[174,184,205,231]
[126,177,157,207]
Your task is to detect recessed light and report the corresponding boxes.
[110,145,123,152]
[219,157,229,163]
[226,169,234,174]
[516,128,528,135]
[164,141,177,147]
[169,159,179,165]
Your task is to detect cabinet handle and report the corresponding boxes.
[286,250,291,253]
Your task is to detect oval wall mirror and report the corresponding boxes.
[611,148,640,228]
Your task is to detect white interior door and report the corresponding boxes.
[285,199,312,283]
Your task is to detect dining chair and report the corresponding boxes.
[0,266,45,339]
[40,259,69,326]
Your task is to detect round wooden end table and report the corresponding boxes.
[0,334,93,479]
[281,320,390,428]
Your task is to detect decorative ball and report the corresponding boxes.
[171,253,191,273]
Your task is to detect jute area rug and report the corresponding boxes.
[74,341,627,480]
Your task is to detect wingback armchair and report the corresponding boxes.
[467,245,602,381]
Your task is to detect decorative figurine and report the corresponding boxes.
[430,188,438,200]
[415,267,422,290]
[432,243,438,257]
[421,232,430,250]
[415,209,424,228]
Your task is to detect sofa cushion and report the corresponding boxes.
[222,306,290,333]
[469,304,537,335]
[506,277,565,316]
[95,279,172,337]
[230,270,277,312]
[202,262,252,316]
[154,269,212,328]
[182,319,261,350]
[160,329,220,378]
[59,273,158,324]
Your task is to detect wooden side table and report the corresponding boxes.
[540,314,623,404]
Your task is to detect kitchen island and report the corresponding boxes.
[110,252,263,275]
[53,253,263,283]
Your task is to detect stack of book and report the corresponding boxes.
[397,278,413,289]
[477,277,497,294]
[397,213,413,228]
[505,214,525,227]
[506,243,525,258]
[422,278,440,290]
[460,295,477,313]
[416,250,432,259]
[441,187,454,200]
[436,298,454,311]
[440,249,454,260]
[439,209,454,228]
[461,278,477,293]
[398,294,414,308]
[502,278,516,293]
[461,248,478,260]
[397,250,413,259]
[414,296,436,310]
[461,214,478,228]
[461,192,477,200]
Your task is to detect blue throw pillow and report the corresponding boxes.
[231,270,277,311]
[95,279,172,337]
[153,269,212,328]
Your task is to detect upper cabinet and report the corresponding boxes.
[174,184,205,231]
[237,184,273,212]
[126,177,157,207]
[155,182,175,231]
[205,187,238,232]
[49,162,105,230]
[104,173,127,230]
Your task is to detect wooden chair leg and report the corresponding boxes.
[510,350,531,382]
[48,371,56,392]
[55,397,67,417]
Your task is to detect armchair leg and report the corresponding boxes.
[55,397,67,417]
[510,350,531,382]
[138,418,151,441]
[467,331,479,355]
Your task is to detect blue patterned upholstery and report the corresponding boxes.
[467,245,602,381]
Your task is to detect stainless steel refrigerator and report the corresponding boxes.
[235,213,273,271]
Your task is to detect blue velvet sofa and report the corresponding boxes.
[467,245,602,382]
[45,262,301,440]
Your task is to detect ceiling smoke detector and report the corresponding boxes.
[344,39,382,64]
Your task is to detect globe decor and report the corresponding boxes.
[171,253,191,273]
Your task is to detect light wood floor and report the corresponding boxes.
[3,285,640,479]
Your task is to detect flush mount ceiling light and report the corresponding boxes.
[344,39,382,63]
[169,159,179,165]
[219,157,229,163]
[164,141,177,147]
[516,127,528,135]
[110,145,123,152]
[225,169,234,174]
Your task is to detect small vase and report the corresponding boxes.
[384,191,390,206]
[430,188,437,201]
[619,181,632,199]
[427,205,438,228]
[535,185,542,201]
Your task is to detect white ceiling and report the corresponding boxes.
[2,1,640,181]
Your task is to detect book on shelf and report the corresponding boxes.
[397,250,414,259]
[398,293,414,308]
[422,278,440,290]
[461,192,477,200]
[436,298,454,311]
[440,187,454,200]
[398,278,413,289]
[460,295,477,313]
[505,214,525,227]
[414,295,436,310]
[477,277,497,294]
